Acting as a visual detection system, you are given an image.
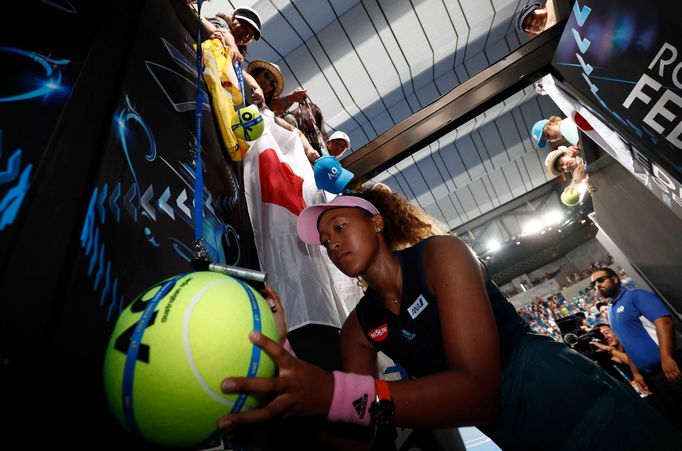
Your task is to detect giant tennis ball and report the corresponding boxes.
[561,188,580,206]
[231,107,264,141]
[103,271,278,448]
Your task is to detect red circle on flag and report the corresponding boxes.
[573,111,594,131]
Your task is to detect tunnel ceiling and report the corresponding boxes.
[202,0,581,262]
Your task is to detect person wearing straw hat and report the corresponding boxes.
[247,60,308,117]
[246,59,320,163]
[544,145,582,177]
[545,145,595,196]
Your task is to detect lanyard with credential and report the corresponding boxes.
[189,1,265,283]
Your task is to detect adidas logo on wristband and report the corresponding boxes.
[352,394,368,419]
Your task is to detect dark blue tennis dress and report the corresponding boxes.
[355,238,682,450]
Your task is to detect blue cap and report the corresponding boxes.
[314,156,354,194]
[559,120,580,146]
[531,119,549,148]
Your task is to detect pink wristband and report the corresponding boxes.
[282,338,296,357]
[327,371,375,426]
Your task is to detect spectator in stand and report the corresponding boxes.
[247,60,308,119]
[200,6,262,63]
[245,59,320,164]
[531,115,580,151]
[589,324,650,397]
[620,272,637,289]
[293,103,352,159]
[592,267,682,431]
[515,1,559,38]
[597,301,609,324]
[326,131,352,158]
[544,144,596,194]
[294,101,328,156]
[197,6,280,139]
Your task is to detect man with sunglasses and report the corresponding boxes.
[591,267,682,430]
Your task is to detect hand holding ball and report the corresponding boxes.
[103,272,278,448]
[561,188,580,206]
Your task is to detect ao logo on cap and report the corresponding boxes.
[313,156,354,194]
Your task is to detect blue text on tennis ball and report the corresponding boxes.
[231,107,264,141]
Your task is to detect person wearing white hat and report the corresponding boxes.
[326,131,351,158]
[200,6,262,63]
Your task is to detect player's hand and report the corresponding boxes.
[261,286,287,344]
[217,331,334,429]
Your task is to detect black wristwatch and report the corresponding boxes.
[369,379,395,425]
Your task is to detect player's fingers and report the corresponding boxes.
[248,330,291,364]
[221,376,279,395]
[218,396,291,429]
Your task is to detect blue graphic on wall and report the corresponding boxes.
[116,95,157,205]
[40,0,77,14]
[80,188,125,321]
[0,131,33,230]
[0,46,70,103]
[0,46,72,231]
[145,38,212,113]
[80,96,241,319]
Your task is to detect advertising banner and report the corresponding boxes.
[75,1,257,316]
[541,74,682,220]
[552,0,682,206]
[0,2,100,258]
[2,1,259,447]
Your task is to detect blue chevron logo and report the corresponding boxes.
[401,329,416,342]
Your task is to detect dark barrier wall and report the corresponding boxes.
[1,1,259,447]
[591,159,682,317]
[552,0,682,222]
[553,0,682,189]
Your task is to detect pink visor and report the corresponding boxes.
[296,196,380,245]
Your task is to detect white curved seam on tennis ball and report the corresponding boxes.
[184,279,236,407]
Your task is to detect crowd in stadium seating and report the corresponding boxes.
[516,262,638,341]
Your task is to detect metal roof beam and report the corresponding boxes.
[344,21,565,186]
